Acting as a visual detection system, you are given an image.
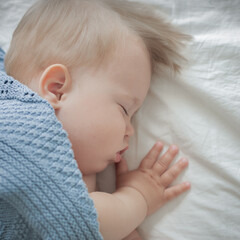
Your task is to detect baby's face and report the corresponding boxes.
[57,38,151,175]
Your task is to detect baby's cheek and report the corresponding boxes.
[100,113,126,149]
[108,119,126,143]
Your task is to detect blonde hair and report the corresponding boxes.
[5,0,190,84]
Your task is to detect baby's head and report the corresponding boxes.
[5,0,189,175]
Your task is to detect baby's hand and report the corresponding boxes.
[116,142,190,215]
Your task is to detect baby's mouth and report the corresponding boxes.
[114,146,129,163]
[119,146,129,155]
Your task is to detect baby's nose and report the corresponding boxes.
[126,121,134,137]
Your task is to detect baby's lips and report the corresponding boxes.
[115,153,122,163]
[114,146,128,163]
[119,146,129,155]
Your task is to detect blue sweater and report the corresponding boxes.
[0,51,102,239]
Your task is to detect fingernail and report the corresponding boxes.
[170,145,178,151]
[181,158,188,163]
[156,141,163,148]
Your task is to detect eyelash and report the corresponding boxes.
[120,105,128,116]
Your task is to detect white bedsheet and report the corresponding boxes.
[1,0,239,239]
[100,1,240,239]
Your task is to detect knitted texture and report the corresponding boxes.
[0,68,103,239]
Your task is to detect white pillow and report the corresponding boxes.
[101,1,240,239]
[124,1,240,239]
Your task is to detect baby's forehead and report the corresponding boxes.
[74,33,150,75]
[107,33,151,67]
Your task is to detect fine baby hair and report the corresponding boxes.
[5,0,190,85]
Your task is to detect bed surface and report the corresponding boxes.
[100,1,240,239]
[1,0,239,239]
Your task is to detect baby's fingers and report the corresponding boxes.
[152,145,179,174]
[139,142,163,169]
[164,182,191,202]
[161,158,189,187]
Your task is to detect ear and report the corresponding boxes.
[39,64,72,109]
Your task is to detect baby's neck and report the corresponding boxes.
[82,174,96,193]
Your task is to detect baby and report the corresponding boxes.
[0,0,191,239]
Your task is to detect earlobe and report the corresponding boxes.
[39,64,72,109]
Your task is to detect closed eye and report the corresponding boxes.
[120,104,128,116]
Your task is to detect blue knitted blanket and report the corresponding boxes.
[0,50,102,239]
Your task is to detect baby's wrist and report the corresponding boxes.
[116,186,148,217]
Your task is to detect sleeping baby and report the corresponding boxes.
[0,0,191,239]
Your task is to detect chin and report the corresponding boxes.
[78,157,113,175]
[97,164,110,173]
[87,163,110,175]
[96,160,114,173]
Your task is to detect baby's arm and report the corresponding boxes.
[90,143,190,240]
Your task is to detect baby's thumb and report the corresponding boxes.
[115,157,128,176]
